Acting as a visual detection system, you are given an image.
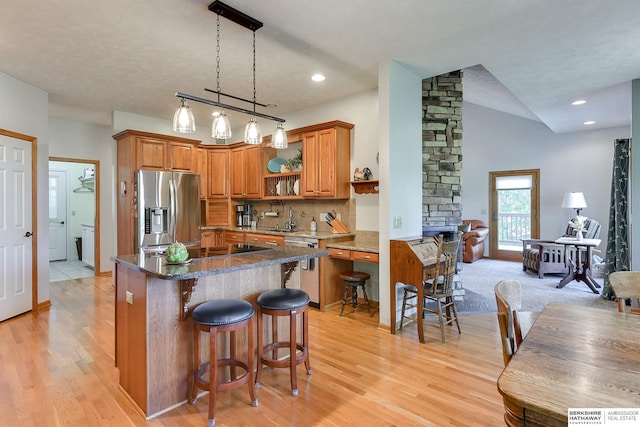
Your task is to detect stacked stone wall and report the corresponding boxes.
[422,71,463,226]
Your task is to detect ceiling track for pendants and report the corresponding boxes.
[208,0,263,32]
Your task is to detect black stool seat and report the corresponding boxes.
[192,299,254,326]
[339,271,373,317]
[257,288,310,310]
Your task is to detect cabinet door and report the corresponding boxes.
[207,149,229,199]
[195,148,207,199]
[168,141,194,171]
[230,147,245,198]
[301,132,320,197]
[136,137,166,170]
[244,145,262,199]
[316,128,337,197]
[207,150,229,199]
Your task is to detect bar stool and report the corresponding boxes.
[255,288,311,397]
[190,299,258,427]
[339,271,373,317]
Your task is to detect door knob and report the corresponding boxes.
[59,220,65,225]
[25,231,33,237]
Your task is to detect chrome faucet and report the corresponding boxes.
[285,207,296,231]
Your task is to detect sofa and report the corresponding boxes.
[462,219,489,263]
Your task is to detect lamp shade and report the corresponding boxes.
[562,192,587,209]
[244,116,263,144]
[271,123,288,149]
[211,110,232,139]
[172,99,196,133]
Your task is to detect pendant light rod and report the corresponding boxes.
[203,88,271,108]
[208,1,263,32]
[175,92,286,123]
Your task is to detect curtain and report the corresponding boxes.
[601,138,630,300]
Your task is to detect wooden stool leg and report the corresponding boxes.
[290,309,298,396]
[340,285,349,316]
[271,314,278,360]
[190,324,201,404]
[351,285,358,308]
[247,316,258,406]
[255,310,263,388]
[361,284,373,316]
[208,326,218,426]
[229,330,237,380]
[303,308,312,374]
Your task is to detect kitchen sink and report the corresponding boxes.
[268,228,295,233]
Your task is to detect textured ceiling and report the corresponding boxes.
[1,0,638,134]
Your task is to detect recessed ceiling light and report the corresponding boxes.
[311,73,325,82]
[572,100,587,106]
[584,120,595,125]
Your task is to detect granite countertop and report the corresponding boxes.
[200,226,354,240]
[112,244,328,280]
[325,239,379,253]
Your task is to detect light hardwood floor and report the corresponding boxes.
[0,276,507,426]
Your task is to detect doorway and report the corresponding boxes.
[489,169,540,261]
[48,158,100,275]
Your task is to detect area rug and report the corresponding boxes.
[454,258,616,313]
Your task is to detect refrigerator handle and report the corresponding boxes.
[169,176,177,242]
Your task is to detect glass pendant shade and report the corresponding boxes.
[244,116,263,144]
[211,110,232,139]
[172,99,196,133]
[271,123,288,149]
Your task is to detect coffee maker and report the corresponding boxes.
[236,204,252,227]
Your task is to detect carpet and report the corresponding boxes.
[453,258,616,313]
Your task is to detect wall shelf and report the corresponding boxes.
[351,180,379,194]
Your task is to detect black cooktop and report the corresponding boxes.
[191,243,273,259]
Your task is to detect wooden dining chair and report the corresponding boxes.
[494,280,539,365]
[608,271,640,314]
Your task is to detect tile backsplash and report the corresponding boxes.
[248,198,355,233]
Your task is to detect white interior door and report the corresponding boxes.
[48,169,68,261]
[0,133,33,321]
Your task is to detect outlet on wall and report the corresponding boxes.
[393,216,402,228]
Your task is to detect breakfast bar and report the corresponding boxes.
[112,244,327,419]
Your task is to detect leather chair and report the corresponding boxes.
[522,218,601,279]
[461,219,489,263]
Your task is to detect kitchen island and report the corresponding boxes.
[111,243,328,419]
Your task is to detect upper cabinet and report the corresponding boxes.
[195,147,208,199]
[230,144,271,199]
[207,148,230,199]
[135,135,196,172]
[299,121,353,199]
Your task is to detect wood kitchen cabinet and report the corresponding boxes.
[207,148,229,199]
[135,135,195,172]
[245,232,285,246]
[230,144,262,199]
[201,230,224,247]
[194,147,208,199]
[113,129,201,256]
[300,121,353,199]
[223,231,246,244]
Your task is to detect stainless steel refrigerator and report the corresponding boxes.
[135,170,200,251]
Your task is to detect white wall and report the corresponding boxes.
[462,101,629,249]
[49,118,116,272]
[0,71,50,303]
[379,60,423,328]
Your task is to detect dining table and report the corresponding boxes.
[497,303,640,427]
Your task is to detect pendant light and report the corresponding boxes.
[174,1,287,146]
[211,13,231,139]
[271,122,288,149]
[244,30,262,144]
[172,98,195,133]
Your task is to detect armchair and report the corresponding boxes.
[462,219,489,263]
[522,218,601,279]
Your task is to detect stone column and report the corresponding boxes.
[422,71,463,227]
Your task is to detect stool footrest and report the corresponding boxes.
[260,342,308,368]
